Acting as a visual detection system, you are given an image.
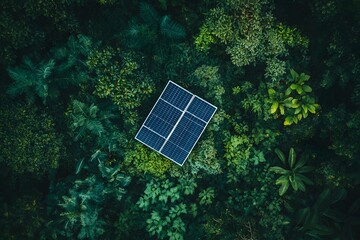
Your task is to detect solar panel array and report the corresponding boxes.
[135,81,217,166]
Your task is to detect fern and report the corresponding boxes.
[139,2,160,28]
[7,58,55,103]
[160,15,186,39]
[37,59,55,79]
[122,4,186,49]
[69,100,116,141]
[126,20,156,48]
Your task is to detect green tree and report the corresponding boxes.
[44,161,130,240]
[0,97,63,175]
[87,47,155,116]
[7,35,95,104]
[270,148,314,196]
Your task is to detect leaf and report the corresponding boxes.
[270,101,279,114]
[294,156,307,170]
[294,107,302,114]
[288,148,296,168]
[269,166,289,174]
[296,207,311,225]
[296,85,303,94]
[75,158,85,174]
[300,73,310,82]
[285,87,292,96]
[303,85,312,92]
[279,181,289,196]
[308,105,316,114]
[279,105,285,115]
[297,174,314,185]
[276,175,289,185]
[160,16,185,39]
[290,69,298,80]
[323,209,346,222]
[297,166,315,173]
[296,177,306,191]
[290,83,298,90]
[284,117,293,125]
[268,88,276,96]
[275,148,286,164]
[139,2,160,27]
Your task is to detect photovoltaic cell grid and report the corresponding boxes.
[135,81,217,166]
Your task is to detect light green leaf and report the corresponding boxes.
[268,88,276,96]
[269,166,289,174]
[275,148,286,164]
[279,181,289,196]
[302,85,312,92]
[270,101,279,114]
[289,148,296,168]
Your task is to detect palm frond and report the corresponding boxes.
[160,16,186,40]
[125,20,156,49]
[139,2,160,28]
[86,120,105,137]
[37,59,55,79]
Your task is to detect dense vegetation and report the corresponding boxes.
[1,0,360,239]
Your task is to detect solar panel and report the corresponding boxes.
[135,81,217,166]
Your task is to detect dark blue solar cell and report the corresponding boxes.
[135,80,217,166]
[144,99,182,137]
[160,141,189,165]
[136,127,165,151]
[187,96,217,122]
[168,116,203,152]
[160,82,193,110]
[183,112,206,127]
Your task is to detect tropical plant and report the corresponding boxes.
[45,161,130,240]
[0,97,63,175]
[270,148,314,196]
[290,187,357,239]
[7,35,94,104]
[67,99,116,141]
[123,2,185,50]
[266,69,320,125]
[137,177,201,240]
[86,47,154,115]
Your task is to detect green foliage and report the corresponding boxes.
[289,187,357,239]
[194,25,217,52]
[0,194,45,239]
[275,23,309,48]
[196,1,290,69]
[224,134,253,174]
[193,65,225,106]
[266,69,319,125]
[46,161,130,240]
[321,105,360,161]
[199,188,215,206]
[188,137,222,175]
[123,143,172,177]
[0,99,62,175]
[227,159,287,239]
[67,99,116,141]
[137,177,200,239]
[87,47,155,115]
[270,148,314,196]
[265,57,287,82]
[7,35,94,104]
[7,58,56,103]
[160,15,186,40]
[122,2,185,50]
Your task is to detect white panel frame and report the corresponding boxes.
[135,80,217,166]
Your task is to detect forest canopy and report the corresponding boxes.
[0,0,360,239]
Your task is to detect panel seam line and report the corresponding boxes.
[159,95,195,152]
